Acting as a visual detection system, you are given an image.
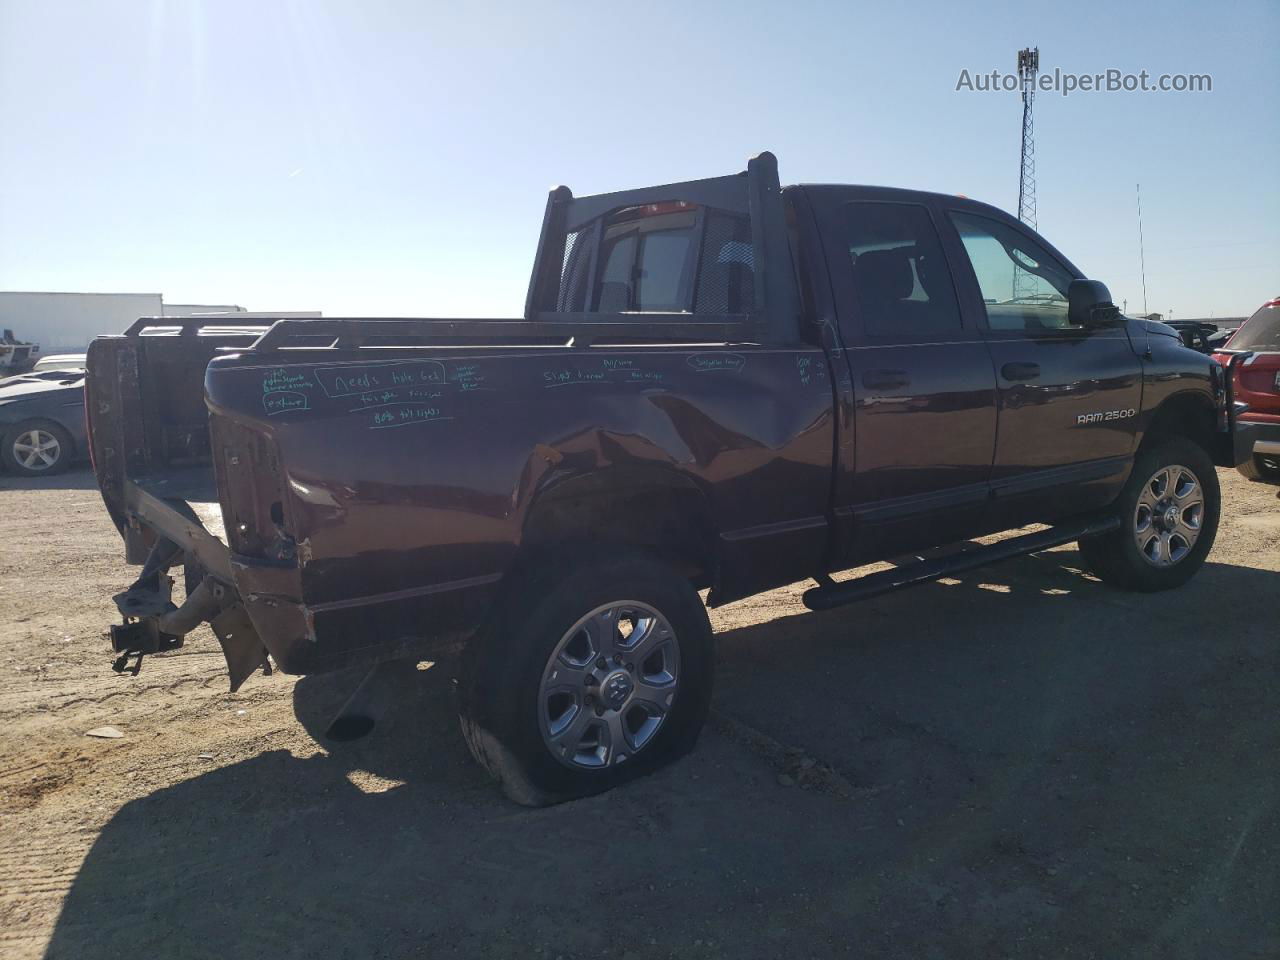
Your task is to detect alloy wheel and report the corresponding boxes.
[538,601,680,770]
[12,429,61,471]
[1133,464,1203,567]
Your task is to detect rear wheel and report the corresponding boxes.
[1078,437,1220,591]
[3,421,72,477]
[458,548,713,806]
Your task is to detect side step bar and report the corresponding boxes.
[802,516,1122,612]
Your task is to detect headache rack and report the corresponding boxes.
[248,151,801,353]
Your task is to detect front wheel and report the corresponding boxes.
[457,548,713,806]
[1078,437,1220,591]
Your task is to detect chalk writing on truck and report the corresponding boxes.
[262,368,316,394]
[262,391,310,416]
[368,406,451,429]
[542,357,668,388]
[686,353,746,373]
[316,360,447,398]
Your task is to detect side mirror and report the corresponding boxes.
[1068,279,1122,327]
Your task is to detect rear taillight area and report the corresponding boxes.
[209,415,296,563]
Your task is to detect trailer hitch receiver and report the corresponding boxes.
[109,575,226,675]
[110,620,183,675]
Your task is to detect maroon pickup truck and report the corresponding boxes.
[85,153,1253,804]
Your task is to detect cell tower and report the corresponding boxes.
[1013,46,1040,300]
[1016,47,1039,228]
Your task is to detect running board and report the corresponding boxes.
[802,516,1121,612]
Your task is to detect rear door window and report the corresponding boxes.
[838,202,962,340]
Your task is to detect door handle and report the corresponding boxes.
[861,369,911,390]
[1001,362,1041,382]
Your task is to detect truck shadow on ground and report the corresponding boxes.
[42,551,1279,959]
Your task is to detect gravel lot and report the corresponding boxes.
[1,467,1277,959]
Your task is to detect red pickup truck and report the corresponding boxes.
[85,153,1253,804]
[1215,298,1280,483]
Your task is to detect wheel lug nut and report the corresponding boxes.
[625,662,633,672]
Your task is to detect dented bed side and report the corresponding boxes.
[198,341,833,675]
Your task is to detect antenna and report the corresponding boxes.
[1014,47,1039,301]
[1136,183,1148,316]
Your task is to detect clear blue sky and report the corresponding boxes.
[1,0,1276,320]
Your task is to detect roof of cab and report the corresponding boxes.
[790,183,1015,220]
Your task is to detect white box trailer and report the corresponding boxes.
[160,303,251,319]
[0,292,250,353]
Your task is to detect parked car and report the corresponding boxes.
[1165,320,1234,354]
[0,368,87,476]
[1214,297,1280,483]
[32,353,87,374]
[85,153,1252,805]
[0,328,40,373]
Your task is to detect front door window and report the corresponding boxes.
[950,212,1073,333]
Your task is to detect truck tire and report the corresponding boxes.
[3,420,73,477]
[1237,453,1280,483]
[457,547,713,806]
[1078,437,1220,592]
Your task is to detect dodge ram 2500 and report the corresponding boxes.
[85,153,1254,804]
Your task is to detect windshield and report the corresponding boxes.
[1228,302,1280,351]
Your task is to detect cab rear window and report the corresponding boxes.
[556,204,754,315]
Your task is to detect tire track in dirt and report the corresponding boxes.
[0,651,237,718]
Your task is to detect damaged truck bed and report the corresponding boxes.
[88,154,801,697]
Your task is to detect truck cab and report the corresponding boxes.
[795,185,1150,561]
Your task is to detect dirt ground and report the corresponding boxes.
[0,467,1276,960]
